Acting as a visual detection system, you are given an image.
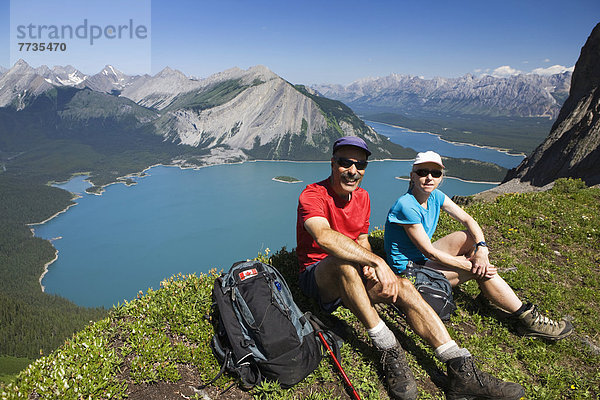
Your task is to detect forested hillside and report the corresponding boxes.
[0,177,107,372]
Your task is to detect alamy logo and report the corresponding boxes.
[16,19,148,46]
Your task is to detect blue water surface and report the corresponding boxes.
[34,160,495,307]
[367,121,524,169]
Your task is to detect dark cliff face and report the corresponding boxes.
[504,23,600,187]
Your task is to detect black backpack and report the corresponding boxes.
[403,263,457,321]
[204,260,339,390]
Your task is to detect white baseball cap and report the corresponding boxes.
[413,151,444,168]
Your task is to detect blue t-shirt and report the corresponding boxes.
[384,189,446,273]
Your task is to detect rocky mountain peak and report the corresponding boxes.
[199,65,278,88]
[156,66,188,79]
[5,59,37,78]
[243,64,278,83]
[82,65,143,93]
[502,23,600,187]
[101,65,123,78]
[53,65,79,74]
[47,65,87,86]
[0,60,55,108]
[13,58,31,69]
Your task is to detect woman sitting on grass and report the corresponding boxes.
[383,151,573,340]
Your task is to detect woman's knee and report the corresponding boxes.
[476,273,506,287]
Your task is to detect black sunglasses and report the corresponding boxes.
[414,168,443,178]
[335,157,368,170]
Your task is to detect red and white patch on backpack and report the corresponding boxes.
[239,268,258,281]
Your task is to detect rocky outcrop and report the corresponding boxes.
[503,23,600,187]
[156,78,327,148]
[151,67,403,160]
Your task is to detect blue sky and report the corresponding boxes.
[1,0,599,85]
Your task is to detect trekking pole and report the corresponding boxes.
[316,331,362,400]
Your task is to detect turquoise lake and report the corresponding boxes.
[367,121,524,169]
[33,123,521,308]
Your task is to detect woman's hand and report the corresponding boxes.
[469,251,497,279]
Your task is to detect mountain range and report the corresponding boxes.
[0,60,410,164]
[312,70,572,119]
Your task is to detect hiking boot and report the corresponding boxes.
[515,304,573,340]
[446,356,525,400]
[380,344,418,400]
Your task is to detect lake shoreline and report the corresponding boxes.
[39,249,58,293]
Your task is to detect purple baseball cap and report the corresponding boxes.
[332,136,371,156]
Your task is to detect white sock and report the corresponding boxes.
[434,340,471,362]
[367,320,397,350]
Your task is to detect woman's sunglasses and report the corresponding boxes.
[335,157,368,170]
[414,168,443,178]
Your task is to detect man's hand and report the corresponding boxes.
[371,262,399,302]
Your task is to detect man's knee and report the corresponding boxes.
[394,276,434,312]
[396,277,420,301]
[314,258,364,299]
[337,262,363,281]
[316,258,362,284]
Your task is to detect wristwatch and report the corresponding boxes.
[474,241,488,252]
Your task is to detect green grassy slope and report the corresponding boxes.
[2,179,598,399]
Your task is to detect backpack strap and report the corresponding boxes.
[198,336,231,389]
[306,312,342,361]
[200,334,262,390]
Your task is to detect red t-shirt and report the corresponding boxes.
[296,178,370,272]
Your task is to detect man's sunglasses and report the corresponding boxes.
[414,168,443,178]
[335,157,368,170]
